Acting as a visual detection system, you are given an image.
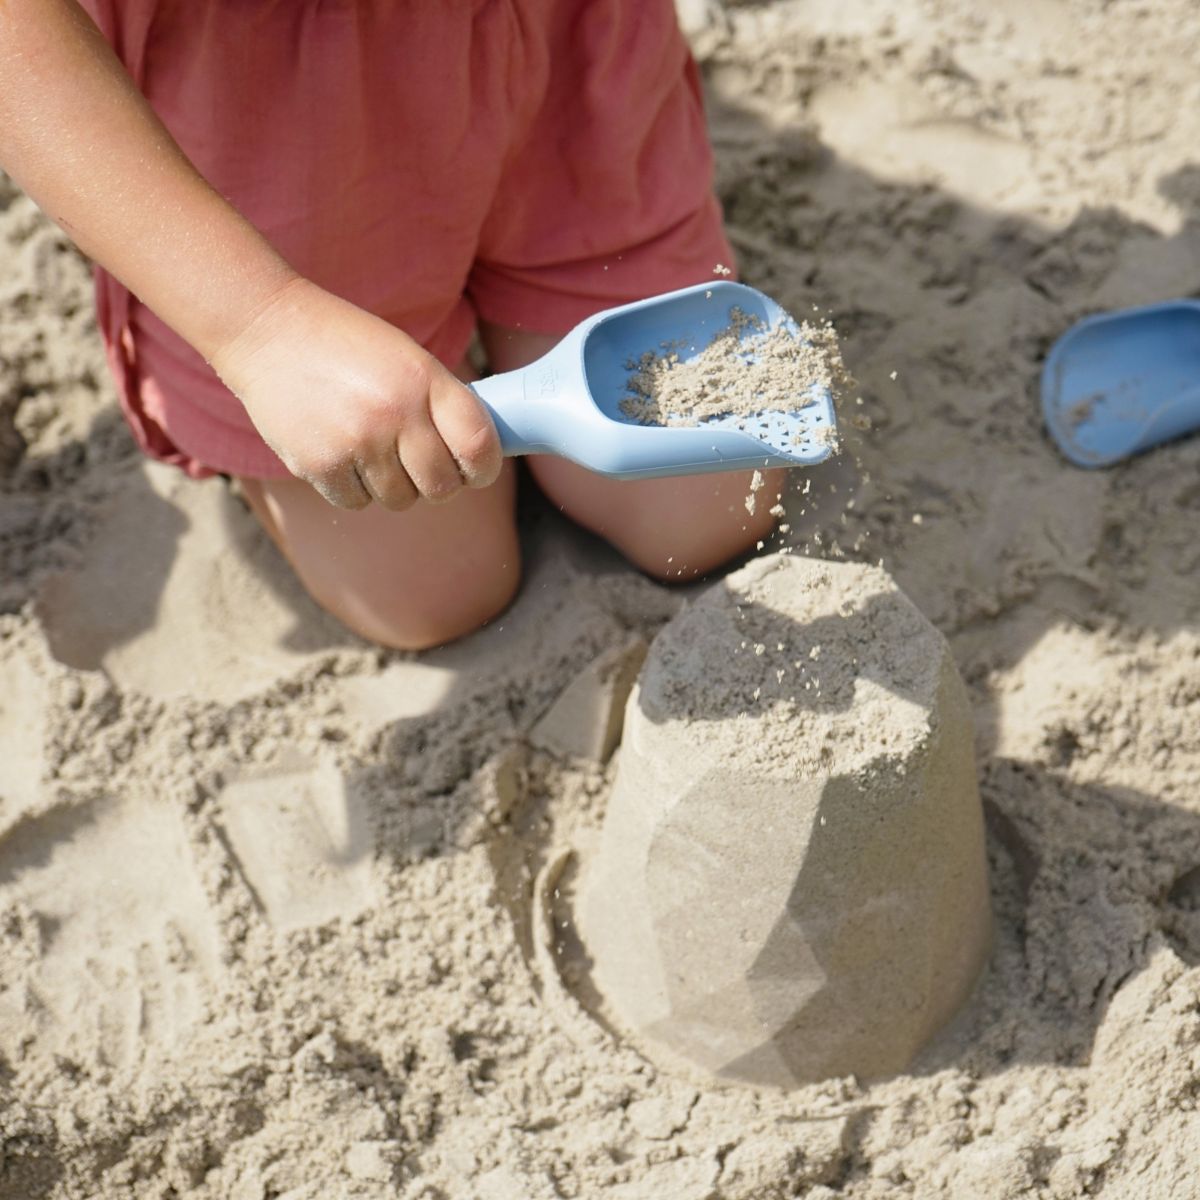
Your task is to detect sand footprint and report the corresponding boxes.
[218,755,377,932]
[0,792,220,1069]
[67,931,206,1068]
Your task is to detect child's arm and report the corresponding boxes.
[0,0,501,508]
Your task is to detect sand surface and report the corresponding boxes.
[4,0,1200,1196]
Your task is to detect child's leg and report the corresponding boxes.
[238,467,519,650]
[237,360,521,651]
[480,323,783,581]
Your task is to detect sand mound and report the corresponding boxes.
[578,555,991,1086]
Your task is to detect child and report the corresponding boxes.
[0,0,782,648]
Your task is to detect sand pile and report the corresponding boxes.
[4,0,1200,1196]
[578,555,991,1087]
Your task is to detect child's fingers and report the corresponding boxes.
[306,461,373,511]
[395,414,466,505]
[357,450,419,512]
[428,374,503,489]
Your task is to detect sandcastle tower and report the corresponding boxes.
[577,555,991,1087]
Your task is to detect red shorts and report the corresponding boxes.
[80,0,735,479]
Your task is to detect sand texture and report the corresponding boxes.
[4,0,1200,1196]
[578,555,992,1087]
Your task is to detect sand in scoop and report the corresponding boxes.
[619,306,849,439]
[576,554,992,1088]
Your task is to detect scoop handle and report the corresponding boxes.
[469,370,547,457]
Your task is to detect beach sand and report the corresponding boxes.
[3,1,1200,1196]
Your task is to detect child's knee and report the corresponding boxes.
[315,551,521,651]
[239,471,521,651]
[532,464,783,584]
[618,504,777,583]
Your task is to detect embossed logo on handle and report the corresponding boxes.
[536,363,560,399]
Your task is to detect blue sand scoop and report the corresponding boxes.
[1041,300,1200,467]
[469,281,837,480]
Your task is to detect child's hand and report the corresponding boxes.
[211,277,503,510]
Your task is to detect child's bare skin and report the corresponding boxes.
[0,0,781,650]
